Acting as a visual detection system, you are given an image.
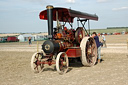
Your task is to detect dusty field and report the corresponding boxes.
[0,34,128,85]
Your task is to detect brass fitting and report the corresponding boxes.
[46,5,54,9]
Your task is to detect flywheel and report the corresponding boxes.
[75,27,85,44]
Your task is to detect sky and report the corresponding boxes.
[0,0,128,33]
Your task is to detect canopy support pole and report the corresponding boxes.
[88,19,90,36]
[77,18,89,36]
[77,18,79,27]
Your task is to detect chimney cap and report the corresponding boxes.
[46,5,54,9]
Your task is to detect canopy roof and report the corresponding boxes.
[39,7,98,23]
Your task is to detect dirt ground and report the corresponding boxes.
[0,34,128,85]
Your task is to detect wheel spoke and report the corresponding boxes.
[59,65,63,70]
[35,55,38,59]
[40,64,44,69]
[34,65,38,70]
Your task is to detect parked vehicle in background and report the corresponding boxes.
[7,37,19,42]
[0,37,7,43]
[113,32,121,35]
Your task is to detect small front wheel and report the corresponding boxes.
[31,52,44,73]
[56,52,69,75]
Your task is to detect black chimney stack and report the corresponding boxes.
[46,5,53,39]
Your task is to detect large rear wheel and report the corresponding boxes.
[80,37,97,66]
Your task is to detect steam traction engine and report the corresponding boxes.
[31,5,98,74]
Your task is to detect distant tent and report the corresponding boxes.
[18,34,34,42]
[33,35,45,41]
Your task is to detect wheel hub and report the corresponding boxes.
[63,61,67,66]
